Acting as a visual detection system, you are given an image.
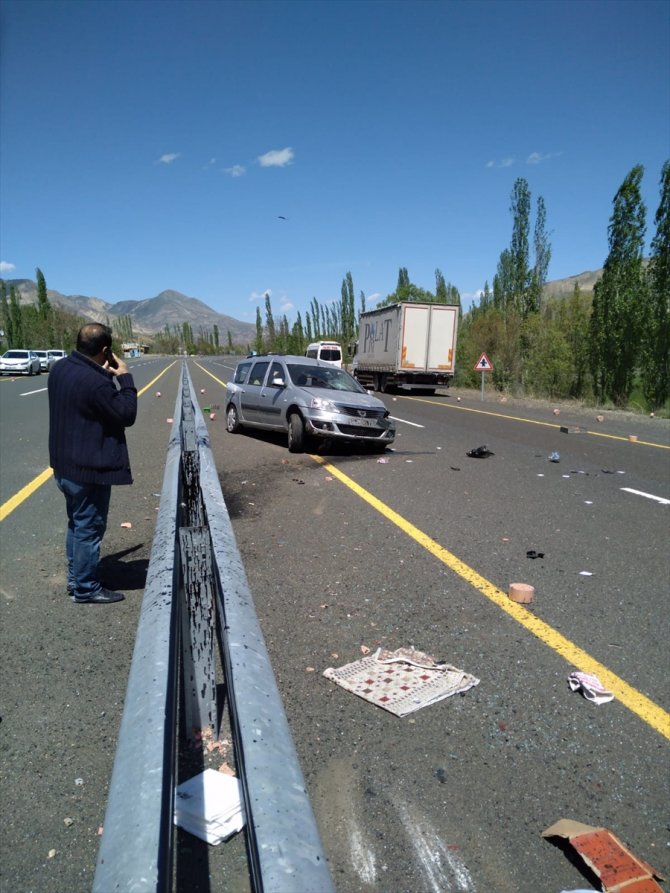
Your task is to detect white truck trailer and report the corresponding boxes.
[352,302,458,394]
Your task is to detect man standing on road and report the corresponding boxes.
[48,323,137,604]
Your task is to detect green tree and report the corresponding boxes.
[556,284,592,398]
[493,249,514,313]
[212,324,220,351]
[36,267,50,320]
[510,178,531,314]
[264,292,276,350]
[641,160,670,410]
[589,165,647,406]
[528,195,551,315]
[254,306,264,353]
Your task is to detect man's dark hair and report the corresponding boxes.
[77,323,113,357]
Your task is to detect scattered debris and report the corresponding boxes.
[167,417,174,424]
[63,817,74,827]
[377,456,389,464]
[323,646,479,717]
[450,466,461,471]
[48,849,56,859]
[595,414,604,422]
[435,768,447,784]
[120,522,132,529]
[567,671,614,705]
[200,389,205,394]
[305,666,315,672]
[508,583,534,604]
[466,445,494,458]
[628,434,638,442]
[560,425,587,434]
[155,391,161,397]
[360,645,371,655]
[553,408,561,416]
[74,778,84,786]
[542,819,664,892]
[526,550,544,559]
[174,768,245,845]
[548,451,560,462]
[97,826,104,836]
[579,571,593,577]
[209,412,216,420]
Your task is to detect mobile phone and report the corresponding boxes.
[105,347,119,369]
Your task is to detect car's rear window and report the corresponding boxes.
[320,348,341,362]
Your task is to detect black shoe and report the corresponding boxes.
[72,588,125,604]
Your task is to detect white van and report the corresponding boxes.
[305,341,343,368]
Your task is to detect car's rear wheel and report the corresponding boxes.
[226,404,241,433]
[287,412,305,453]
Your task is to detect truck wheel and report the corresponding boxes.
[226,404,241,433]
[287,413,305,453]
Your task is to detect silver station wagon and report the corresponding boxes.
[225,355,396,453]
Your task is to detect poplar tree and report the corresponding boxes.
[641,160,670,409]
[36,267,50,319]
[254,306,264,353]
[9,285,23,347]
[589,165,647,406]
[264,292,276,349]
[528,196,551,314]
[510,178,531,313]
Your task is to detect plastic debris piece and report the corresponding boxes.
[548,451,560,462]
[155,391,161,397]
[48,849,56,859]
[74,778,84,786]
[450,466,461,471]
[167,418,174,423]
[377,456,389,464]
[526,550,544,559]
[120,521,132,529]
[553,408,561,416]
[209,412,216,420]
[63,817,74,827]
[567,671,614,705]
[595,414,604,422]
[579,571,593,576]
[466,445,494,458]
[628,434,638,442]
[543,819,665,893]
[360,645,371,655]
[174,769,245,845]
[508,583,534,603]
[305,667,315,672]
[200,388,205,394]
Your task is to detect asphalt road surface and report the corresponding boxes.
[1,356,668,893]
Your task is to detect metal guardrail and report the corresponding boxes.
[93,363,334,893]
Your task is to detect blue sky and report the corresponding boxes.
[1,0,668,323]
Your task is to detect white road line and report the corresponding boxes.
[389,415,425,428]
[20,387,48,396]
[621,487,670,506]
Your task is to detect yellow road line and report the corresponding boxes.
[312,454,670,741]
[407,396,670,449]
[193,361,229,388]
[0,467,54,521]
[0,361,178,522]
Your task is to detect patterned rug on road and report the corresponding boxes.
[323,646,479,717]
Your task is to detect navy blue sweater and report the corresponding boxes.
[48,351,137,485]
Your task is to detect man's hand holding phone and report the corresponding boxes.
[104,348,128,376]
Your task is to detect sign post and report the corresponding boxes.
[473,352,494,401]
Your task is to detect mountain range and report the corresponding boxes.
[3,269,603,340]
[5,280,257,343]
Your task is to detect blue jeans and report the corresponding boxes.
[55,474,111,599]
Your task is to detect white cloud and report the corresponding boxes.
[486,157,515,169]
[158,152,180,164]
[224,164,246,177]
[526,151,561,165]
[0,261,16,273]
[249,289,272,302]
[257,147,294,168]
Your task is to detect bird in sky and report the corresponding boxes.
[278,215,287,220]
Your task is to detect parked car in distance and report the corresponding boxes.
[225,354,396,453]
[47,349,67,363]
[0,349,41,376]
[33,350,56,372]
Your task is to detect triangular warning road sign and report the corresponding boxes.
[474,352,494,371]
